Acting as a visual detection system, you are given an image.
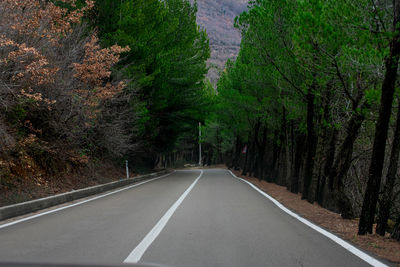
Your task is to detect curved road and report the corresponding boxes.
[0,169,385,266]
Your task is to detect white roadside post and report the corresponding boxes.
[126,160,129,179]
[199,122,202,166]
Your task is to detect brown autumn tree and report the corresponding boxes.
[0,0,131,169]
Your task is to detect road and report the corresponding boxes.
[0,169,384,266]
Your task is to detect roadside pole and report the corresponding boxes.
[199,122,202,166]
[126,160,129,179]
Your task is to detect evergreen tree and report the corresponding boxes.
[94,0,210,164]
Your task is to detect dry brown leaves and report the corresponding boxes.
[0,0,129,112]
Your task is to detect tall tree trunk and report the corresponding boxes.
[314,81,334,204]
[207,145,213,166]
[302,90,317,202]
[277,107,288,186]
[277,144,287,186]
[318,128,338,206]
[287,121,295,191]
[232,136,242,170]
[291,133,305,194]
[270,129,280,182]
[242,132,251,175]
[249,120,261,176]
[392,214,400,241]
[309,100,325,203]
[376,100,400,236]
[313,134,325,203]
[329,109,365,218]
[359,1,400,235]
[255,126,267,180]
[285,121,292,190]
[216,128,222,164]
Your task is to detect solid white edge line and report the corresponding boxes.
[124,170,203,264]
[0,171,176,230]
[228,170,388,267]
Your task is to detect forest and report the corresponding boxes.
[202,0,400,240]
[0,0,399,243]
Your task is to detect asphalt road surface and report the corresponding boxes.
[0,169,386,267]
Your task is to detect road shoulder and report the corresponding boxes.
[230,169,399,266]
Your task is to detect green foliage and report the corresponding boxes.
[7,104,27,126]
[205,0,392,175]
[94,0,211,159]
[365,88,381,106]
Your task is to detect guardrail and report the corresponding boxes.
[0,169,172,221]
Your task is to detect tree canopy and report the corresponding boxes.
[94,0,211,160]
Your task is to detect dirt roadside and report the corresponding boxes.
[231,169,400,266]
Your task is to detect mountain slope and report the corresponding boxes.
[193,0,247,84]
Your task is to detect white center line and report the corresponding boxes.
[124,170,203,264]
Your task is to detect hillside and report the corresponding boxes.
[193,0,247,84]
